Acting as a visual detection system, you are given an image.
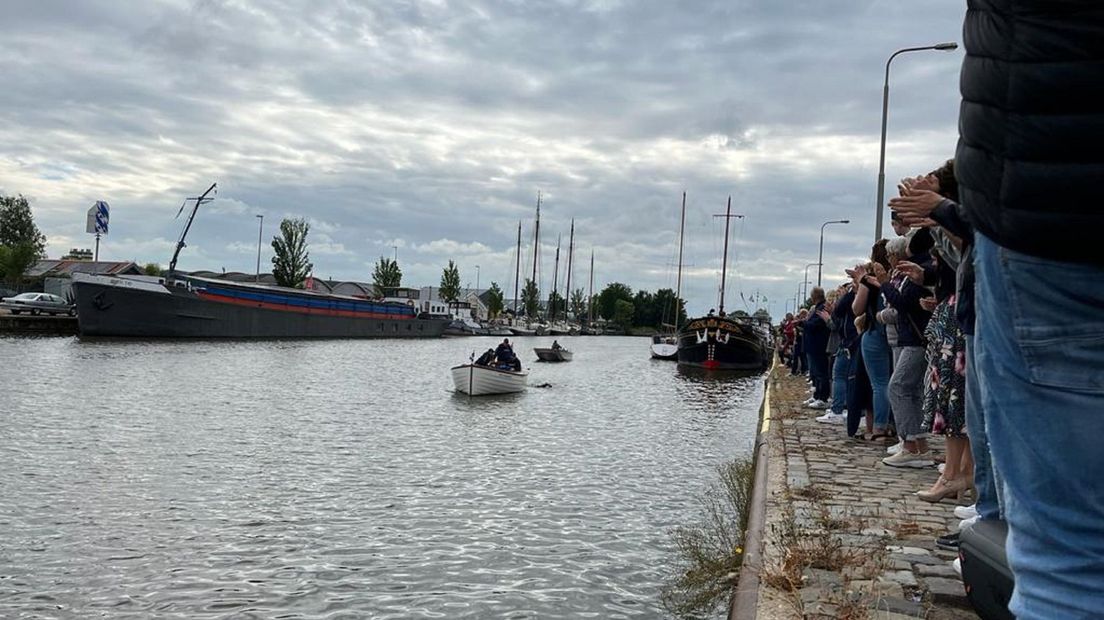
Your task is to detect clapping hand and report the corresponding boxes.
[896,260,925,285]
[889,189,943,226]
[816,309,831,322]
[920,297,938,312]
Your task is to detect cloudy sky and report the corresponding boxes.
[1,0,966,316]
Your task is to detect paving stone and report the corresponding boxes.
[892,553,946,566]
[871,595,925,617]
[802,568,843,589]
[918,562,960,578]
[872,612,926,620]
[880,570,919,587]
[886,545,931,556]
[926,576,971,608]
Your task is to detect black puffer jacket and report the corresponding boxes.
[955,0,1104,266]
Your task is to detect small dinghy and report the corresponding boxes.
[534,346,573,362]
[451,363,528,395]
[650,335,678,360]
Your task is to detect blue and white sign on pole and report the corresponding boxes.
[86,201,109,235]
[86,201,110,263]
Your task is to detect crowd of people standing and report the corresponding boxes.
[776,3,1102,618]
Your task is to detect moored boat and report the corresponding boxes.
[651,192,688,360]
[71,183,450,339]
[451,363,528,395]
[72,272,450,338]
[533,346,573,362]
[677,315,769,371]
[677,196,770,372]
[650,334,678,360]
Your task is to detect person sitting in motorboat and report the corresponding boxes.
[551,340,562,351]
[475,349,496,366]
[495,338,513,361]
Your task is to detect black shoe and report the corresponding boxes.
[936,531,960,550]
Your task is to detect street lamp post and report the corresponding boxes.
[818,220,850,286]
[875,42,958,241]
[255,214,264,282]
[802,262,820,302]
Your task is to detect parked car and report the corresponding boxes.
[1,292,76,316]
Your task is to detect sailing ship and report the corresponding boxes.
[72,184,450,339]
[651,192,687,360]
[676,197,771,371]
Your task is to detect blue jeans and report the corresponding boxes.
[964,335,1001,521]
[831,350,850,413]
[861,330,893,430]
[974,233,1104,619]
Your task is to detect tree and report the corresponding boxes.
[597,282,633,320]
[570,288,586,318]
[547,291,565,320]
[0,195,47,256]
[486,282,505,319]
[142,263,163,277]
[0,244,37,288]
[612,299,635,329]
[521,278,540,318]
[653,288,688,327]
[0,194,47,287]
[439,260,461,303]
[632,290,657,327]
[372,256,402,295]
[270,217,312,288]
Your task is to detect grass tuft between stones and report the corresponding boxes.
[661,457,755,619]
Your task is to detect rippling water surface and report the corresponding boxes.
[0,335,763,618]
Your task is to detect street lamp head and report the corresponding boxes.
[839,219,850,224]
[934,42,958,51]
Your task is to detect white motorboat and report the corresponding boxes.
[451,363,528,395]
[649,335,678,360]
[534,347,573,362]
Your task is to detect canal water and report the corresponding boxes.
[0,335,763,618]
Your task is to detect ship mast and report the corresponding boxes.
[550,234,561,320]
[565,218,574,322]
[588,249,594,325]
[168,182,217,277]
[531,191,541,318]
[713,196,744,316]
[513,220,521,322]
[675,192,686,328]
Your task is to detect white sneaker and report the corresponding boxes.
[802,397,815,406]
[805,399,829,409]
[952,557,962,577]
[954,504,978,520]
[958,515,979,531]
[882,450,935,468]
[938,463,946,474]
[887,440,904,455]
[816,411,846,425]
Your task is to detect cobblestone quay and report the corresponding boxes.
[750,367,979,619]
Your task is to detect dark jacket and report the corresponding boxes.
[881,275,932,347]
[932,199,977,334]
[803,302,830,357]
[833,289,860,352]
[956,0,1104,266]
